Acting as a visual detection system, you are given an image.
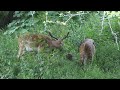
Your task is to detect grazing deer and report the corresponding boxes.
[79,39,95,65]
[17,31,69,58]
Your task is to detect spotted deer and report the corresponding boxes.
[17,31,69,58]
[79,39,95,65]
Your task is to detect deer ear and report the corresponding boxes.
[93,42,96,47]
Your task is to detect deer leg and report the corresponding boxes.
[17,42,25,58]
[83,58,87,66]
[82,54,87,66]
[90,52,94,64]
[37,45,43,56]
[37,46,41,54]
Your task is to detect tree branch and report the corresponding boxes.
[108,18,119,50]
[100,11,106,35]
[44,11,48,31]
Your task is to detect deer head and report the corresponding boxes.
[17,32,69,58]
[47,31,69,48]
[79,38,95,65]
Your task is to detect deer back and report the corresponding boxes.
[18,33,52,48]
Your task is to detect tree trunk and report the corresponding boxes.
[0,11,15,29]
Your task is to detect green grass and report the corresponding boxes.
[0,31,120,79]
[0,13,120,79]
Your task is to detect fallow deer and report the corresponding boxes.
[79,39,95,65]
[17,31,69,58]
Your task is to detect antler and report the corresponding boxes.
[47,31,58,40]
[62,32,70,40]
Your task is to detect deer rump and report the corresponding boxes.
[80,40,95,65]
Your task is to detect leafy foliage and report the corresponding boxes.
[0,11,120,79]
[4,11,39,35]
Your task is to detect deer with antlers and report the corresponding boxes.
[79,38,95,65]
[17,31,69,58]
